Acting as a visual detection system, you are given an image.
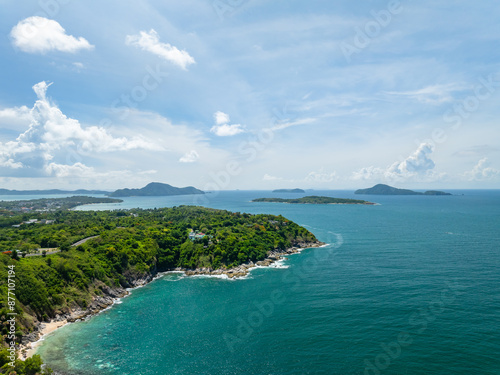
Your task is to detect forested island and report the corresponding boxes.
[0,206,322,372]
[252,196,374,205]
[272,188,305,193]
[355,184,451,195]
[107,182,204,197]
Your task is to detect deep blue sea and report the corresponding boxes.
[26,190,500,374]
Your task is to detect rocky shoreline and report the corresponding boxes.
[18,240,325,362]
[182,240,325,278]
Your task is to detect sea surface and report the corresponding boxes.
[24,190,500,374]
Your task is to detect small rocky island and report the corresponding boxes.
[272,188,305,193]
[252,196,375,205]
[355,184,451,196]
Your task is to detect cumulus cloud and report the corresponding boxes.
[464,158,499,181]
[210,123,245,137]
[125,29,195,70]
[0,106,33,132]
[386,143,436,178]
[0,81,160,177]
[210,111,245,136]
[179,150,199,163]
[214,111,230,125]
[351,143,438,182]
[10,17,94,54]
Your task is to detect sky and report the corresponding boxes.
[0,0,499,191]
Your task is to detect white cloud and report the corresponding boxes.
[464,158,499,181]
[10,17,94,54]
[209,111,245,136]
[125,29,195,70]
[386,143,436,178]
[0,157,23,169]
[179,150,199,163]
[214,111,230,125]
[351,143,438,182]
[17,82,161,153]
[45,162,94,177]
[210,123,245,137]
[0,106,33,132]
[0,81,161,177]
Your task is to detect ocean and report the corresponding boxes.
[28,190,500,374]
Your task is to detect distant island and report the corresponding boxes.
[355,184,451,196]
[252,196,375,205]
[107,182,205,197]
[0,188,109,196]
[272,188,305,193]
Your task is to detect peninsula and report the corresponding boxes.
[0,205,323,368]
[107,182,205,197]
[355,184,451,196]
[272,188,305,193]
[252,196,374,205]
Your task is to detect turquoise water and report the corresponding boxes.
[34,190,500,374]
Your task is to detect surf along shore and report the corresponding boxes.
[18,240,325,360]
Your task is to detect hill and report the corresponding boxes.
[272,188,305,193]
[355,184,451,195]
[107,182,205,197]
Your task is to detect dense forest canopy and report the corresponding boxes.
[252,196,373,204]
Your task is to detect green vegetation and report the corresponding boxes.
[252,196,373,204]
[107,182,204,197]
[0,350,52,374]
[0,206,318,351]
[0,196,122,214]
[355,184,451,195]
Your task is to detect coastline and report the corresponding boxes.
[18,240,325,360]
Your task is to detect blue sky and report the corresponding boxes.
[0,0,499,190]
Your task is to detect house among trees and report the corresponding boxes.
[188,230,206,241]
